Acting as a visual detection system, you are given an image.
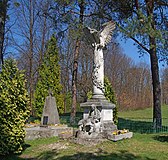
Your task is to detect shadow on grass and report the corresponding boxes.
[0,154,31,160]
[118,118,168,133]
[37,150,59,160]
[23,143,31,150]
[153,135,168,142]
[36,149,156,160]
[0,154,33,160]
[0,149,157,160]
[0,143,32,160]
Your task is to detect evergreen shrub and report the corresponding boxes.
[0,59,29,155]
[34,35,64,118]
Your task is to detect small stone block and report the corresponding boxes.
[108,132,133,142]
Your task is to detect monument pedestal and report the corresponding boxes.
[78,95,117,139]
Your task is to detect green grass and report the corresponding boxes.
[118,105,168,133]
[1,137,59,160]
[23,137,60,155]
[118,105,168,119]
[2,105,168,160]
[2,133,168,160]
[117,105,168,133]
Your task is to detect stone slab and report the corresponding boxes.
[107,132,133,142]
[25,126,73,140]
[58,132,73,139]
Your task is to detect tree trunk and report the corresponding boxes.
[150,50,162,128]
[146,0,162,128]
[29,0,34,115]
[0,0,8,67]
[70,56,79,124]
[70,0,84,124]
[39,2,48,66]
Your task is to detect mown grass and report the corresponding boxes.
[118,105,168,133]
[2,105,168,160]
[2,133,168,160]
[118,105,168,120]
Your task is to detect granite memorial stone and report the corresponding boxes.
[41,91,60,125]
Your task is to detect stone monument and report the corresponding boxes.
[78,21,117,139]
[41,90,60,126]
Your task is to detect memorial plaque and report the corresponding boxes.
[43,116,48,125]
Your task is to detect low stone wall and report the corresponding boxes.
[25,125,73,140]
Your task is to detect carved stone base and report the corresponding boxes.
[77,131,102,139]
[80,96,116,123]
[102,121,117,134]
[78,96,117,139]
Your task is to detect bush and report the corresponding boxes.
[0,59,30,155]
[104,77,118,124]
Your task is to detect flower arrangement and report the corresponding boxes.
[112,129,129,135]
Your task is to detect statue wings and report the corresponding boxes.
[83,27,100,46]
[99,21,116,47]
[83,21,116,48]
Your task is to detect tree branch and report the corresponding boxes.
[155,0,168,6]
[130,36,150,53]
[117,23,150,53]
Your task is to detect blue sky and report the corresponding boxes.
[119,38,150,64]
[118,37,167,70]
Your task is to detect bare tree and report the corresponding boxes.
[105,42,152,110]
[12,0,53,114]
[0,0,8,67]
[70,0,85,124]
[77,41,93,102]
[60,31,74,113]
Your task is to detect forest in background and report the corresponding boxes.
[1,0,168,117]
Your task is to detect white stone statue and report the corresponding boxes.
[83,21,115,97]
[78,104,101,134]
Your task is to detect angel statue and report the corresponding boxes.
[83,21,115,97]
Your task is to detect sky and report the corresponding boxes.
[119,38,150,64]
[5,4,167,72]
[118,36,167,71]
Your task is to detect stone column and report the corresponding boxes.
[92,45,105,98]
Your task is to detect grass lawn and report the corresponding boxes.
[2,105,168,160]
[2,133,168,160]
[118,105,168,133]
[118,105,168,120]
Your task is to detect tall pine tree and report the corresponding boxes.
[34,35,63,118]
